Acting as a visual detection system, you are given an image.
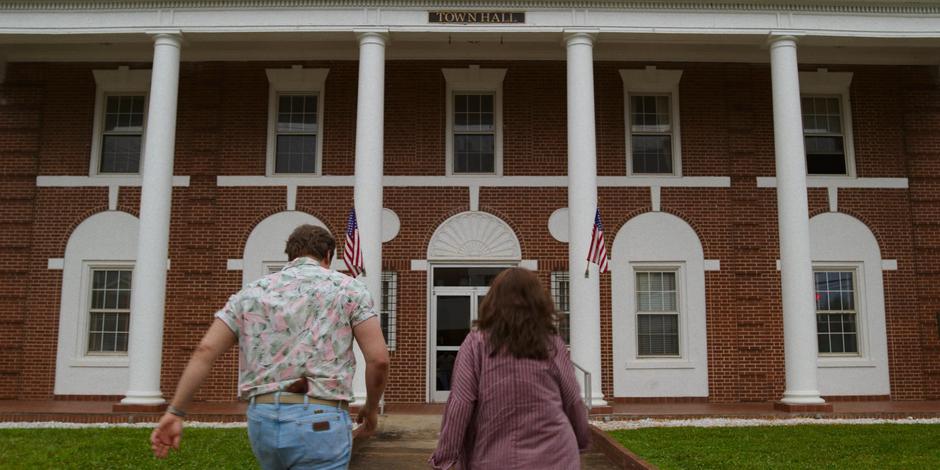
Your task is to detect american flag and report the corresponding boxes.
[586,208,609,276]
[344,208,365,277]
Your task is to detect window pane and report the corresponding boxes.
[433,267,506,287]
[104,96,145,133]
[381,272,397,350]
[631,95,671,133]
[275,135,317,173]
[637,314,679,356]
[632,135,673,174]
[277,94,317,133]
[815,270,859,354]
[551,272,570,345]
[454,134,495,174]
[100,135,142,173]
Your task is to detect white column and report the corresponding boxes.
[769,36,825,406]
[565,31,606,407]
[121,33,182,405]
[352,30,388,405]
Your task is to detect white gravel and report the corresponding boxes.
[591,417,940,431]
[0,421,247,429]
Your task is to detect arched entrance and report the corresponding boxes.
[426,211,522,402]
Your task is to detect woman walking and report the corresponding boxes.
[429,267,592,469]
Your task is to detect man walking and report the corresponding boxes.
[150,224,389,469]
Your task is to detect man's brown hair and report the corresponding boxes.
[285,224,336,262]
[476,267,559,360]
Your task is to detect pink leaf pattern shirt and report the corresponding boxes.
[215,257,377,401]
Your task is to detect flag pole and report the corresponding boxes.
[584,262,590,279]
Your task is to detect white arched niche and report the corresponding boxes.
[810,212,890,397]
[241,211,334,285]
[611,212,709,398]
[427,211,521,261]
[54,211,139,395]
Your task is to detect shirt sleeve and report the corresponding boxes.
[429,332,481,469]
[347,279,378,327]
[214,293,243,337]
[554,336,592,452]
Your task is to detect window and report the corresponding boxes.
[799,70,855,176]
[620,68,683,176]
[381,272,398,351]
[87,269,132,354]
[551,272,570,344]
[442,67,506,176]
[815,270,859,354]
[635,271,679,357]
[453,93,495,173]
[630,95,673,174]
[100,95,145,173]
[264,262,285,274]
[802,96,847,175]
[90,67,151,176]
[265,67,329,176]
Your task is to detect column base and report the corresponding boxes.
[120,391,166,406]
[774,401,833,413]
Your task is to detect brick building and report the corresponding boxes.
[1,1,939,410]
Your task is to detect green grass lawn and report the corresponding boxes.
[609,424,940,470]
[0,428,258,469]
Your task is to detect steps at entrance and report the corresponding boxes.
[350,414,619,469]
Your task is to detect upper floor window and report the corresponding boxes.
[799,70,855,176]
[266,67,329,176]
[90,67,151,175]
[551,271,570,345]
[635,270,680,357]
[815,270,859,355]
[442,67,506,176]
[87,268,132,354]
[620,68,683,176]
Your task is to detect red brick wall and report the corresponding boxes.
[1,60,937,403]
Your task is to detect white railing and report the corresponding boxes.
[571,361,592,411]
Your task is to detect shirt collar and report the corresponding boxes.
[286,257,322,269]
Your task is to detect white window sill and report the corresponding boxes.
[756,176,908,189]
[68,357,129,368]
[625,360,695,370]
[817,358,876,368]
[37,175,191,187]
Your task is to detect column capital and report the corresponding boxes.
[767,33,803,48]
[563,30,598,47]
[355,29,390,46]
[147,31,183,47]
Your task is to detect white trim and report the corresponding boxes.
[286,184,297,211]
[226,259,243,271]
[881,259,898,271]
[468,185,480,212]
[108,186,119,210]
[624,360,696,370]
[827,186,838,212]
[48,258,65,270]
[89,68,152,177]
[519,259,538,270]
[704,260,721,271]
[621,68,683,176]
[756,177,908,189]
[650,186,661,211]
[800,70,856,177]
[410,259,428,271]
[37,175,191,187]
[443,66,507,177]
[216,175,730,188]
[265,67,329,176]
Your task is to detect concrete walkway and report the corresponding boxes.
[350,414,619,470]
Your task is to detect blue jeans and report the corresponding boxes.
[247,397,353,470]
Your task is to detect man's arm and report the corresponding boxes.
[150,319,237,458]
[352,316,389,437]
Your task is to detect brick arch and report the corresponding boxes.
[809,208,888,257]
[238,205,332,253]
[57,206,139,255]
[609,207,712,258]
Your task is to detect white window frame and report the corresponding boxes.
[382,271,398,352]
[263,261,286,274]
[79,261,134,362]
[800,70,856,178]
[89,67,151,177]
[265,66,329,176]
[813,263,867,359]
[442,66,506,177]
[632,264,686,360]
[620,68,683,177]
[550,271,570,345]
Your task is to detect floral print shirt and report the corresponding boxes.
[215,257,377,401]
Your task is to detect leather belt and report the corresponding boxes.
[252,392,349,410]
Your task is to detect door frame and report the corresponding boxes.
[425,262,515,403]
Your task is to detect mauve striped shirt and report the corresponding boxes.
[429,331,592,469]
